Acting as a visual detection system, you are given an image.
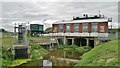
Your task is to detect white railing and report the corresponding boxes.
[49,33,108,37]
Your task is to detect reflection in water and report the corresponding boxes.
[13,48,81,68]
[43,60,52,68]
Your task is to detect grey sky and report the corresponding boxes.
[1,1,119,32]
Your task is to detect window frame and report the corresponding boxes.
[91,23,98,33]
[100,26,105,32]
[82,23,88,33]
[66,24,70,32]
[74,23,79,32]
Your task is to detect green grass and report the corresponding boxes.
[75,40,118,67]
[9,59,31,67]
[57,45,92,54]
[1,37,14,47]
[29,41,49,61]
[28,36,49,40]
[1,36,49,67]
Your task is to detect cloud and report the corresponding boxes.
[2,0,119,2]
[1,2,118,32]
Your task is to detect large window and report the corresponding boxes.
[82,23,88,32]
[92,23,98,32]
[100,26,105,32]
[74,23,79,32]
[59,24,63,32]
[66,24,70,32]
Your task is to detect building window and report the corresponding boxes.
[92,23,98,32]
[100,26,105,32]
[66,24,70,32]
[74,23,79,32]
[59,24,63,32]
[82,23,88,32]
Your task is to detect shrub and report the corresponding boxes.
[83,46,92,51]
[70,45,79,49]
[57,45,64,49]
[75,46,92,54]
[2,48,14,66]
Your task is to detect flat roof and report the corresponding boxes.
[53,18,108,24]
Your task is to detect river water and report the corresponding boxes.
[13,48,81,68]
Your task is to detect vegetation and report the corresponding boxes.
[75,40,118,67]
[0,28,14,37]
[57,45,92,54]
[1,36,49,67]
[9,59,31,67]
[28,36,49,40]
[1,37,14,47]
[2,47,14,67]
[75,46,92,54]
[44,27,52,33]
[108,29,118,34]
[0,29,8,32]
[57,44,79,50]
[29,41,49,60]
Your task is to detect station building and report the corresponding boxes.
[49,14,110,47]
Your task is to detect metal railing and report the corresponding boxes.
[49,33,108,37]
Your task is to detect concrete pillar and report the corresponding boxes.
[72,38,74,45]
[94,38,99,46]
[94,38,96,46]
[86,38,89,46]
[63,36,67,45]
[80,41,81,47]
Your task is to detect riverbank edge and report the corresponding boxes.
[8,53,49,67]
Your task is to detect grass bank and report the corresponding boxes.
[75,40,118,67]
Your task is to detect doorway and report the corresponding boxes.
[89,40,94,48]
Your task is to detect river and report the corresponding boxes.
[13,48,81,68]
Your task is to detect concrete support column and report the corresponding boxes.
[94,38,99,46]
[86,38,89,46]
[80,41,81,47]
[72,38,74,45]
[63,36,67,45]
[94,38,96,46]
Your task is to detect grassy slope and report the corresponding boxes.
[75,40,118,67]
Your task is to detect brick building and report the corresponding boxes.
[49,14,109,47]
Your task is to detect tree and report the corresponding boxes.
[44,27,52,33]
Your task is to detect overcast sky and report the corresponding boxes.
[0,0,119,32]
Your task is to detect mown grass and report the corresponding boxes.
[75,40,118,67]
